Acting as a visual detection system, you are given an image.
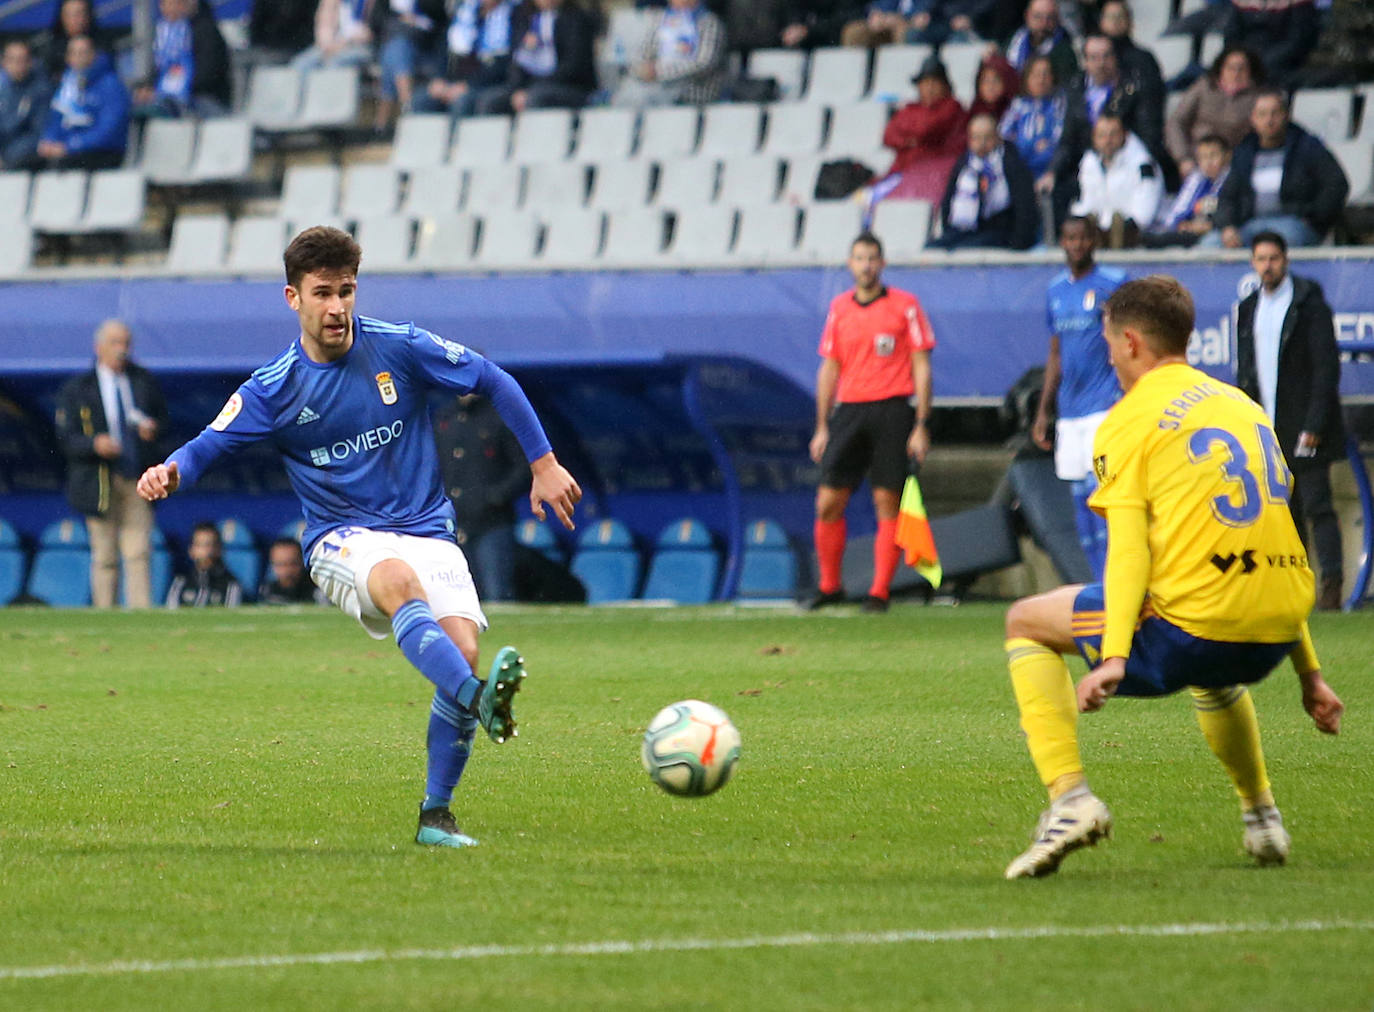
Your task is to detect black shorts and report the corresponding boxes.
[819,396,916,493]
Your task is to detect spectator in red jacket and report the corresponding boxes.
[870,55,968,205]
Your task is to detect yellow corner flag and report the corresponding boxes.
[894,473,942,589]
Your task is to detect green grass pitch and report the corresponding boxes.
[1,604,1371,1010]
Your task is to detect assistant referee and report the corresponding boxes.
[807,231,936,612]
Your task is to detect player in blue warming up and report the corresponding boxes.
[138,226,581,849]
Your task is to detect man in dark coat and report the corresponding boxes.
[474,0,596,114]
[55,319,168,608]
[1234,230,1346,610]
[1209,86,1349,249]
[0,40,51,170]
[936,112,1039,250]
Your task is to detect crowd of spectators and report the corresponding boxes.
[0,0,1371,250]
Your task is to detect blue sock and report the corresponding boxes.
[391,599,482,711]
[1071,479,1108,581]
[423,689,478,811]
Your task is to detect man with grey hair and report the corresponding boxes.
[55,319,168,607]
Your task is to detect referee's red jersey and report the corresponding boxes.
[817,286,936,404]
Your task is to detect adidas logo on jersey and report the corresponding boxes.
[296,406,320,425]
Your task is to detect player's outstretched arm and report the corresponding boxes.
[529,452,581,531]
[1300,670,1343,735]
[136,461,180,501]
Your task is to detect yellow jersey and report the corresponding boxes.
[1089,362,1314,643]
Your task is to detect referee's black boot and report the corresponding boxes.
[860,594,890,613]
[802,589,846,610]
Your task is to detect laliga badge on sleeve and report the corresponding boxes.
[1093,453,1109,484]
[210,392,242,432]
[376,371,398,405]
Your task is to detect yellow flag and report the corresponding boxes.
[894,474,942,589]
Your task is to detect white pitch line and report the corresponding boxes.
[2,919,1371,982]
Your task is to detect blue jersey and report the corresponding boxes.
[1046,265,1125,420]
[169,316,552,557]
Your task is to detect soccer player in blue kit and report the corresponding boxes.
[1031,216,1125,579]
[137,226,582,849]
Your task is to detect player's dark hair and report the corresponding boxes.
[1103,275,1195,356]
[283,226,362,289]
[851,231,884,258]
[1250,229,1288,255]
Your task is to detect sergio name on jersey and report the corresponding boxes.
[1089,362,1314,644]
[168,317,552,558]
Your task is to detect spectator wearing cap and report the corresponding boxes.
[1005,0,1078,86]
[1204,86,1349,249]
[1070,112,1163,247]
[613,0,727,107]
[475,0,597,114]
[869,56,968,205]
[935,112,1038,250]
[418,0,520,119]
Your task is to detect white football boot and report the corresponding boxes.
[1005,790,1113,880]
[1242,805,1291,867]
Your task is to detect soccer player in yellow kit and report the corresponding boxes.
[1000,274,1344,880]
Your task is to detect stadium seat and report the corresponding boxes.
[511,108,575,164]
[601,207,670,267]
[737,518,799,599]
[473,208,541,269]
[523,161,591,212]
[732,203,803,266]
[539,206,605,267]
[412,212,479,268]
[227,216,288,273]
[869,44,932,104]
[1152,36,1194,81]
[1357,84,1374,143]
[218,518,261,598]
[782,153,823,204]
[1293,88,1355,145]
[78,169,145,232]
[0,171,30,224]
[718,155,784,206]
[937,42,982,106]
[588,158,654,210]
[0,224,33,276]
[654,157,719,207]
[391,114,453,170]
[1330,140,1373,201]
[245,64,302,129]
[761,102,826,156]
[400,165,464,218]
[698,104,765,158]
[279,165,341,224]
[26,518,91,608]
[747,48,807,102]
[573,107,638,163]
[1199,32,1223,68]
[871,199,932,260]
[340,164,401,219]
[804,47,869,104]
[516,517,563,563]
[139,118,196,184]
[166,212,230,272]
[637,106,700,161]
[569,519,641,603]
[449,115,512,167]
[823,102,892,158]
[298,66,360,129]
[188,117,253,183]
[28,170,87,231]
[667,204,737,266]
[463,163,525,212]
[354,215,415,269]
[0,518,27,605]
[642,518,720,603]
[280,517,307,542]
[798,200,865,261]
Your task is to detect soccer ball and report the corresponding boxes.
[641,699,741,797]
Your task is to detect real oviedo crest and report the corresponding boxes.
[375,371,398,405]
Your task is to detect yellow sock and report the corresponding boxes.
[1190,685,1273,811]
[1006,638,1084,798]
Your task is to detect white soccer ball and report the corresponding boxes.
[641,699,741,797]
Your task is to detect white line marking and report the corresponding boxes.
[2,919,1371,982]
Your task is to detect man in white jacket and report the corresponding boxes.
[1071,113,1162,247]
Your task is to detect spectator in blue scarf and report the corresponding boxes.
[1005,0,1078,86]
[936,112,1038,250]
[999,54,1065,189]
[418,0,521,118]
[132,0,231,118]
[1146,134,1232,247]
[37,34,129,169]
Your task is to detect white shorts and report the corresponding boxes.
[308,526,487,640]
[1054,411,1110,482]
